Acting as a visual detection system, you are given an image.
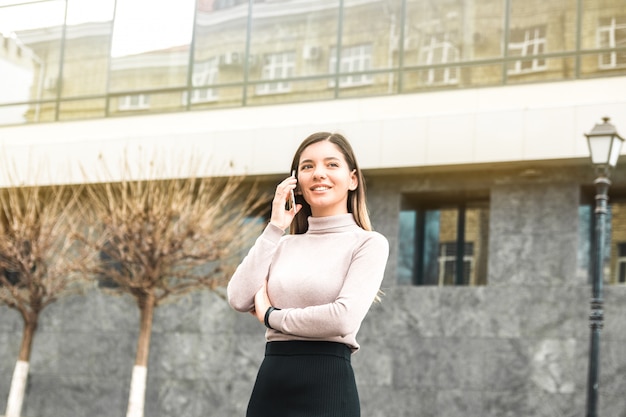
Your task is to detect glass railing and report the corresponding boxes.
[1,0,625,126]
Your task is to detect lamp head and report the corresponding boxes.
[585,117,624,175]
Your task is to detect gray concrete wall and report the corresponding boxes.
[1,174,626,417]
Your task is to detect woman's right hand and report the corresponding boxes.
[269,174,301,230]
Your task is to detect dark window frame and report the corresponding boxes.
[399,192,489,287]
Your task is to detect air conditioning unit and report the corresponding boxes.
[302,45,321,60]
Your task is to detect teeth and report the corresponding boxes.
[313,187,329,191]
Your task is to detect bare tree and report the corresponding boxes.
[0,184,86,417]
[78,171,265,417]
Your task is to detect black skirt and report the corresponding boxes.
[246,341,360,417]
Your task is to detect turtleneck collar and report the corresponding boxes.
[306,213,358,233]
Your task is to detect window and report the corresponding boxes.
[187,57,219,103]
[398,197,489,286]
[329,44,373,88]
[616,242,626,284]
[598,17,626,69]
[256,52,295,95]
[419,32,459,85]
[508,25,547,74]
[118,94,150,111]
[438,242,473,285]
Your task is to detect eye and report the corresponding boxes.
[300,164,313,170]
[328,162,340,168]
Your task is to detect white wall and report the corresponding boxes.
[1,76,625,187]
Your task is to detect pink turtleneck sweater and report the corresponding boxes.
[227,213,389,352]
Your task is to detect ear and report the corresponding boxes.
[348,169,358,191]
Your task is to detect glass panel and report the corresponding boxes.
[509,0,577,54]
[341,0,403,69]
[246,77,335,107]
[581,0,626,50]
[401,63,502,92]
[108,91,186,116]
[609,201,626,284]
[60,0,115,100]
[598,16,626,67]
[25,100,57,123]
[472,0,506,59]
[465,205,489,286]
[507,25,547,73]
[404,0,503,68]
[617,242,626,283]
[256,51,296,95]
[58,98,106,121]
[193,0,249,96]
[580,51,626,77]
[190,56,220,103]
[329,44,373,87]
[109,0,195,92]
[337,70,395,98]
[0,0,43,4]
[422,209,446,286]
[0,0,65,112]
[405,64,461,89]
[581,0,626,77]
[438,242,474,285]
[189,85,244,110]
[248,0,340,98]
[397,210,416,285]
[0,103,30,126]
[506,57,575,83]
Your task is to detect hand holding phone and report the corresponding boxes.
[271,172,299,230]
[288,170,297,211]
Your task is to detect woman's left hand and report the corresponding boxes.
[254,281,272,324]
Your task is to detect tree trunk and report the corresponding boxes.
[126,292,156,417]
[5,318,37,417]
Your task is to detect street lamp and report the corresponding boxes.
[584,116,624,417]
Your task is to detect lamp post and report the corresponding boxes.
[584,116,624,417]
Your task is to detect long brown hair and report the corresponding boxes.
[289,132,372,234]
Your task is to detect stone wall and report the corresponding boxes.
[1,174,626,417]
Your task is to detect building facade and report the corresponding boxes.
[1,0,626,416]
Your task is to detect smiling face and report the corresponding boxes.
[297,140,358,217]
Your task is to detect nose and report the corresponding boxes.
[313,165,327,179]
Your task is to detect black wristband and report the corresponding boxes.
[264,306,280,329]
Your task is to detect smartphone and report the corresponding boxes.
[288,170,297,211]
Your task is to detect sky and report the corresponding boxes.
[110,0,196,56]
[0,0,196,56]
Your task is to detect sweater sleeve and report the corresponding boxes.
[227,223,285,312]
[268,232,389,337]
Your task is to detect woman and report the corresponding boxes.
[227,132,389,417]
